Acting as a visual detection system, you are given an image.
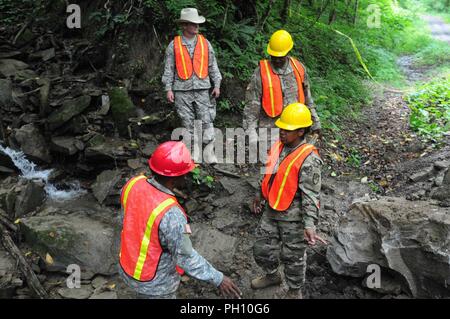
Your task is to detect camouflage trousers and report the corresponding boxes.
[253,214,307,289]
[174,89,216,144]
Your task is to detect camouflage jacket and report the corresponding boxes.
[260,138,323,228]
[243,58,321,131]
[119,177,223,297]
[162,35,222,92]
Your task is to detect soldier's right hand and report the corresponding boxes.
[167,90,175,103]
[219,276,242,299]
[253,194,263,214]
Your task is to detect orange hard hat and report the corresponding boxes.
[148,141,196,177]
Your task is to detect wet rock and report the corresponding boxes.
[219,177,237,195]
[20,213,118,275]
[58,285,93,299]
[409,166,435,182]
[0,59,29,78]
[84,137,133,164]
[434,161,450,170]
[0,150,15,171]
[14,180,46,218]
[47,95,91,130]
[50,136,84,156]
[190,223,237,272]
[29,48,55,62]
[0,79,13,109]
[327,197,450,298]
[92,276,108,289]
[127,158,143,170]
[92,170,122,204]
[89,291,118,299]
[109,87,136,137]
[12,123,52,163]
[184,199,200,214]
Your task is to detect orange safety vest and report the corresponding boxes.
[119,175,185,281]
[259,57,306,118]
[261,141,319,211]
[174,34,209,80]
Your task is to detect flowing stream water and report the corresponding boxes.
[0,144,86,201]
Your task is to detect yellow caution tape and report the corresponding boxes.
[334,29,375,80]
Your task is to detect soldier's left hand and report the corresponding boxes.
[304,228,328,246]
[211,87,220,98]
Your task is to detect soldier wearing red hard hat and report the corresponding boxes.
[118,141,241,298]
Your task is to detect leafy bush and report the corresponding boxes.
[406,74,450,142]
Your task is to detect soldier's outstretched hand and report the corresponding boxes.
[304,228,328,246]
[219,276,242,299]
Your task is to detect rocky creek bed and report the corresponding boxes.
[1,7,449,299]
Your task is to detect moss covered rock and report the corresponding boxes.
[109,87,136,137]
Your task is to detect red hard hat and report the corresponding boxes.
[148,141,196,177]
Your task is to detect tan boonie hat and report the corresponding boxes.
[175,8,206,24]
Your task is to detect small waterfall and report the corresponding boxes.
[0,144,86,201]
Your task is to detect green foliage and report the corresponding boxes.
[414,41,450,67]
[406,75,450,142]
[346,147,362,168]
[191,167,214,188]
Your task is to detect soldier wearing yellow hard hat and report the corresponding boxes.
[243,30,321,139]
[251,103,326,299]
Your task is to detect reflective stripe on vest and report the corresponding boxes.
[260,57,306,118]
[261,142,318,211]
[174,35,209,80]
[119,177,184,281]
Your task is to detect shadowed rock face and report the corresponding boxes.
[327,197,450,298]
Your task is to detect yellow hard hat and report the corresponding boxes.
[267,30,294,57]
[275,103,313,130]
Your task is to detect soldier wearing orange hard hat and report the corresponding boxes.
[118,141,241,299]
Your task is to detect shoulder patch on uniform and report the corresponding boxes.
[313,173,320,185]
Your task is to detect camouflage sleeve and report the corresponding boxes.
[162,41,175,92]
[207,40,222,89]
[299,152,323,229]
[243,67,262,130]
[159,208,224,287]
[302,66,321,131]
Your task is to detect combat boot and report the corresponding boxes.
[251,271,282,289]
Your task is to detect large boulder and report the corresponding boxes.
[190,223,237,273]
[20,213,118,275]
[11,124,52,163]
[327,197,450,298]
[47,95,91,130]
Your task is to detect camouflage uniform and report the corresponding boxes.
[119,177,223,298]
[243,58,320,131]
[253,138,322,290]
[162,35,221,144]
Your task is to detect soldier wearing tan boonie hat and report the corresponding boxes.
[162,8,222,164]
